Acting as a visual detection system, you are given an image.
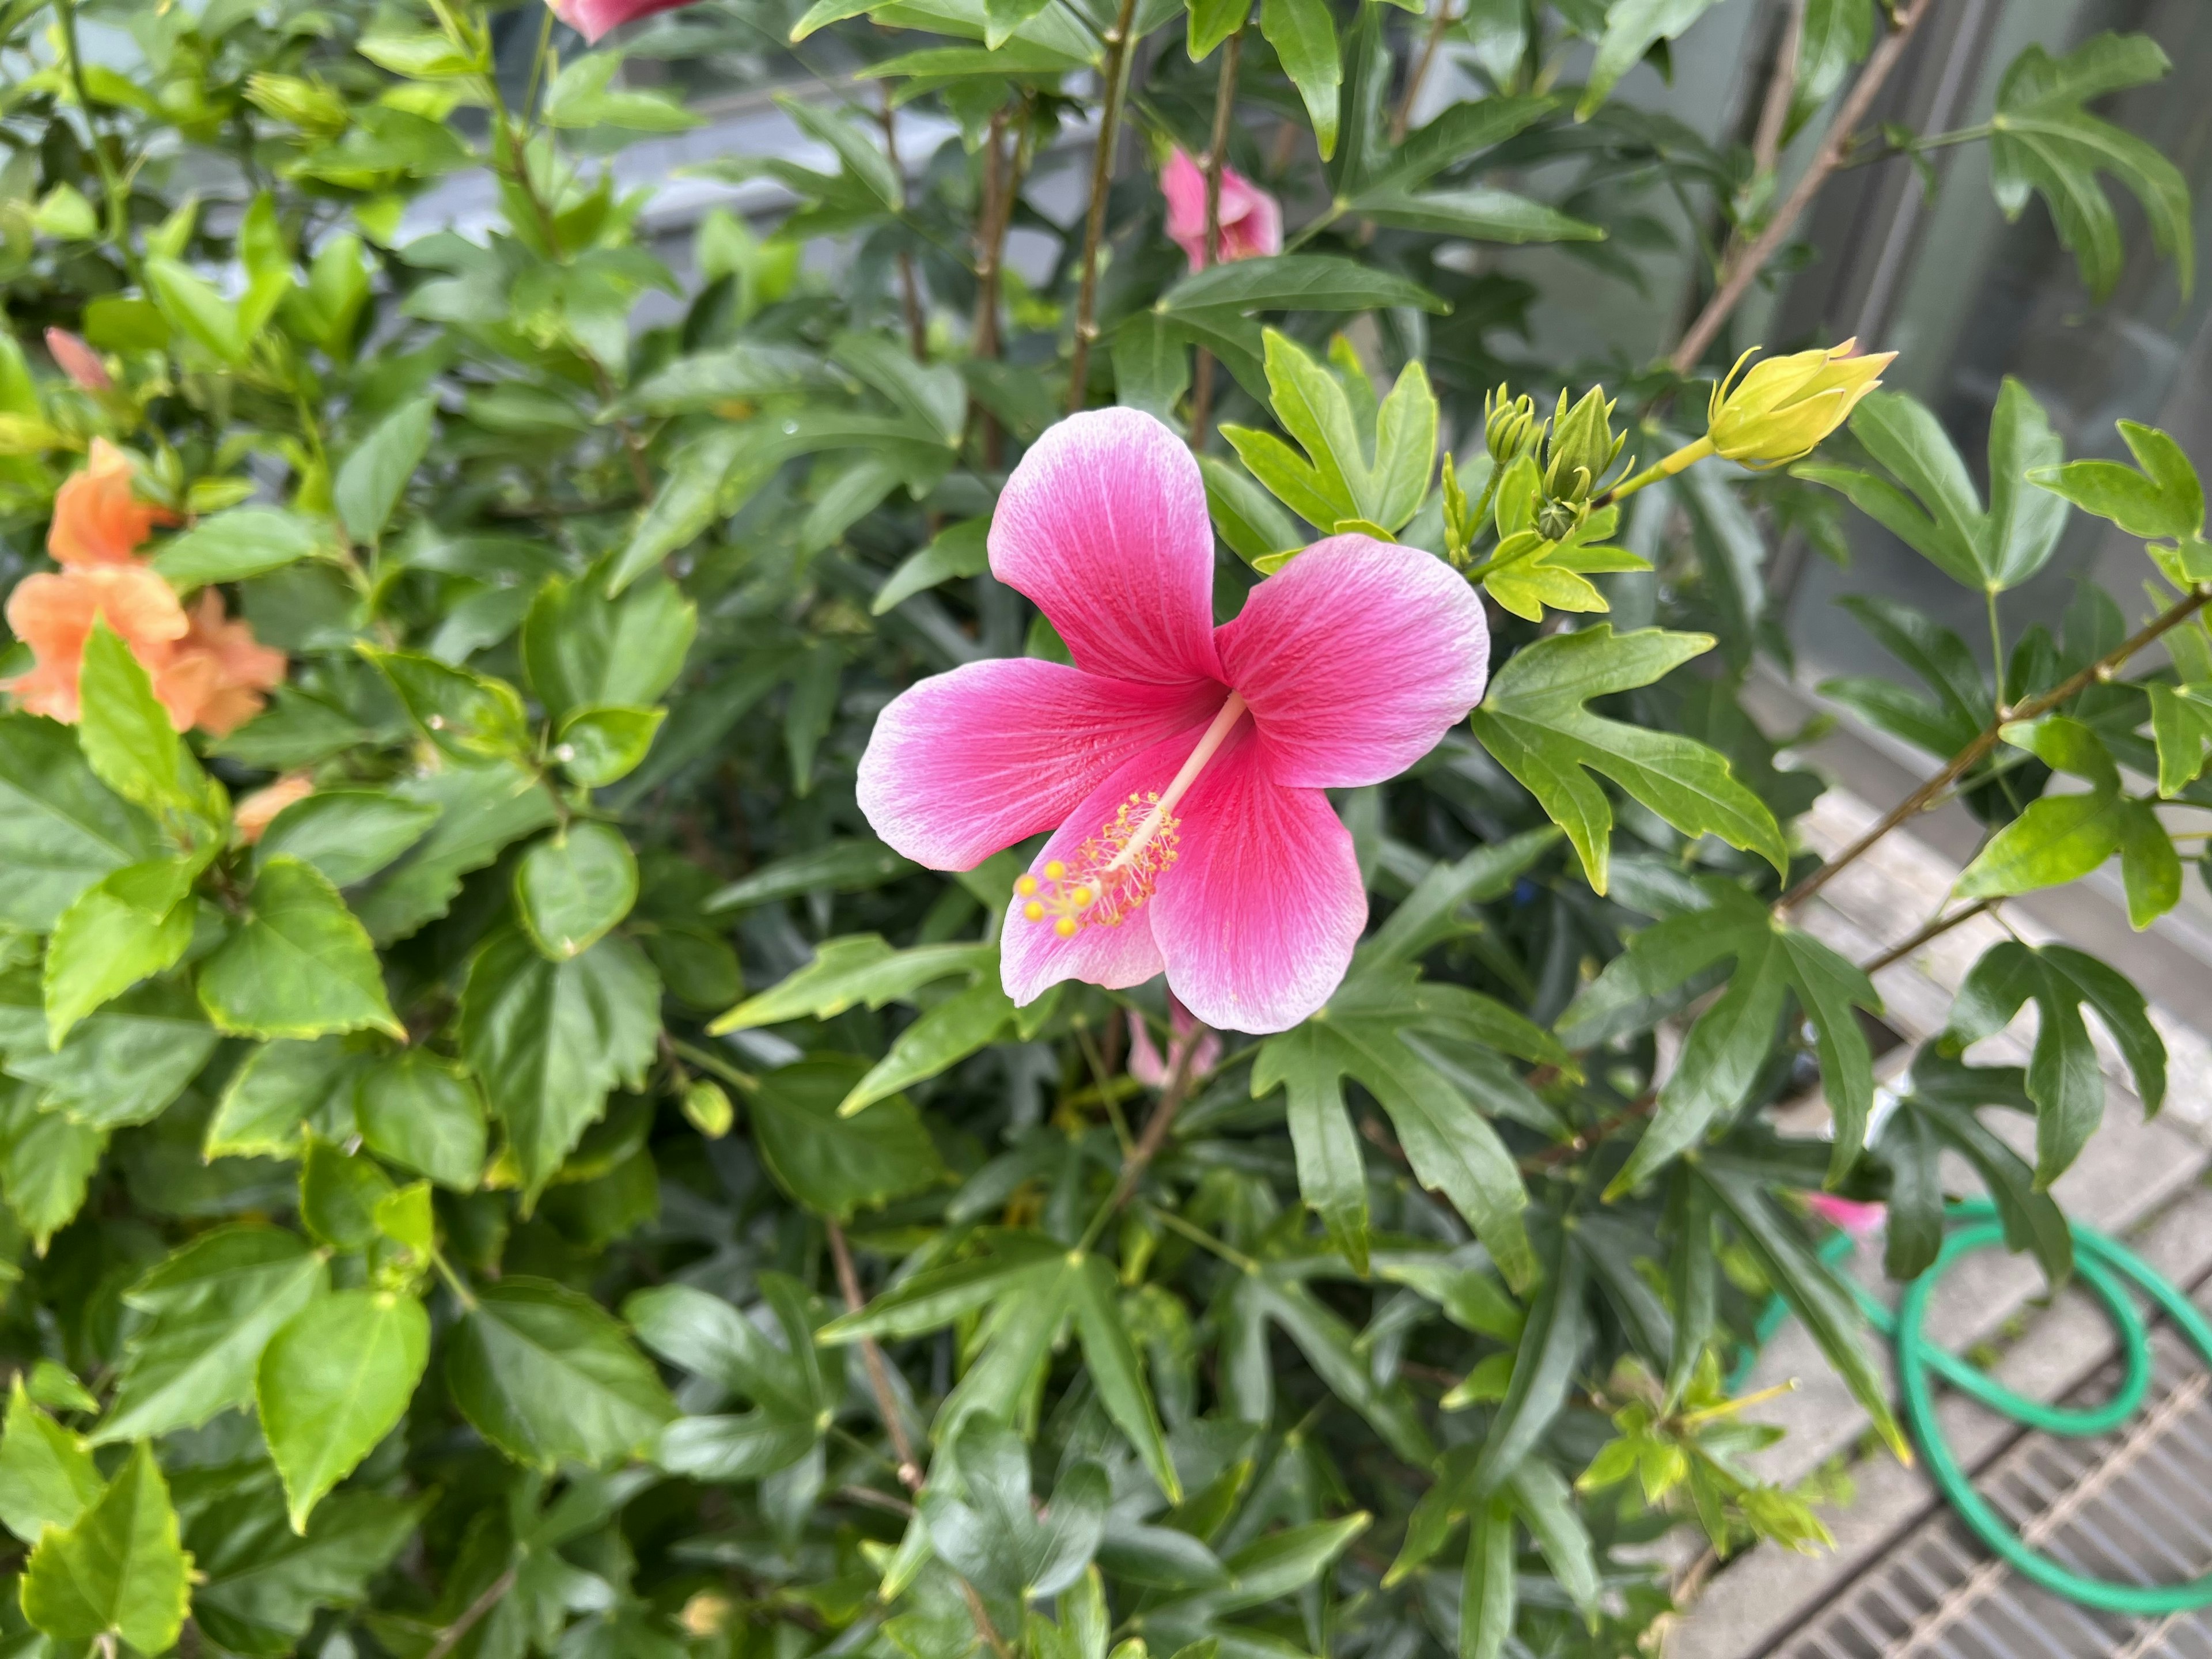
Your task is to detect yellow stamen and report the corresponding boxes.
[1013,694,1249,939]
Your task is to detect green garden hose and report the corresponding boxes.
[1740,1199,2212,1615]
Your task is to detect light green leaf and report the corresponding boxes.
[520,555,696,722]
[459,930,661,1203]
[710,934,988,1030]
[1578,0,1720,120]
[198,857,403,1040]
[206,1037,359,1162]
[355,1050,487,1191]
[21,1442,191,1655]
[152,507,328,588]
[514,823,639,961]
[0,1380,103,1544]
[41,860,196,1047]
[1260,0,1341,157]
[253,789,440,888]
[334,397,435,545]
[259,1289,431,1532]
[93,1226,328,1444]
[840,976,1014,1116]
[77,622,214,822]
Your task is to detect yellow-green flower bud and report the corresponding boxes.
[1484,385,1543,469]
[682,1077,734,1138]
[1707,338,1896,468]
[1542,386,1623,503]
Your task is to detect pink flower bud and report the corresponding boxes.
[44,328,111,392]
[1162,149,1283,274]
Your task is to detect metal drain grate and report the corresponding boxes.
[1770,1319,2212,1658]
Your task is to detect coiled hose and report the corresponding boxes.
[1738,1199,2212,1615]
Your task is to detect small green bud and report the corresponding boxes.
[1541,385,1624,504]
[682,1078,734,1138]
[1707,338,1895,467]
[1484,385,1543,469]
[1536,498,1584,541]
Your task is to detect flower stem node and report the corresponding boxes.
[1707,337,1896,468]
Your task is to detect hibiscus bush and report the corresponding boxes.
[0,0,2200,1654]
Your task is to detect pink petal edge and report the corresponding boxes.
[1217,533,1491,789]
[1149,721,1366,1033]
[987,409,1224,688]
[858,657,1221,870]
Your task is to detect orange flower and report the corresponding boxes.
[234,772,315,842]
[49,438,172,567]
[2,564,190,724]
[153,589,287,736]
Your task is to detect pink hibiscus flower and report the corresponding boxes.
[1162,148,1283,274]
[1128,995,1224,1086]
[547,0,699,42]
[856,409,1490,1033]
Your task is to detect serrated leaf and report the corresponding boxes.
[198,857,403,1040]
[0,1380,102,1545]
[259,1289,431,1531]
[445,1277,676,1469]
[21,1442,191,1655]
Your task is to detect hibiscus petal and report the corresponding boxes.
[988,409,1224,687]
[1150,721,1365,1033]
[1001,725,1219,1005]
[858,657,1221,870]
[1216,533,1490,789]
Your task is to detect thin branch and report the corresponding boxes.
[825,1221,1012,1659]
[426,1566,518,1659]
[1748,0,1806,180]
[1520,1091,1656,1173]
[1083,1024,1206,1245]
[1667,0,1935,373]
[1781,585,2212,911]
[880,90,929,360]
[973,104,1017,465]
[1187,29,1244,447]
[1861,896,1997,974]
[1392,1,1456,143]
[1067,0,1144,413]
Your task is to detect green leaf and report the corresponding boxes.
[704,840,915,915]
[1260,0,1341,157]
[259,1289,431,1532]
[1227,1272,1434,1464]
[515,823,639,961]
[874,518,992,615]
[1459,1497,1516,1659]
[206,1037,359,1161]
[1187,0,1247,56]
[187,1489,420,1657]
[41,859,196,1047]
[1468,626,1787,893]
[1943,939,2164,1184]
[745,1055,948,1219]
[145,255,248,362]
[0,714,153,931]
[1698,1161,1908,1460]
[1198,454,1303,565]
[542,51,699,131]
[77,622,214,821]
[253,789,440,888]
[520,556,697,722]
[1067,1254,1180,1502]
[351,761,560,944]
[1799,384,2067,593]
[300,1138,395,1252]
[0,1085,106,1251]
[198,857,403,1040]
[1254,957,1541,1287]
[355,1050,487,1191]
[0,1380,103,1545]
[1113,313,1192,425]
[445,1277,676,1469]
[1989,33,2191,300]
[778,99,903,206]
[334,397,435,545]
[459,930,661,1203]
[363,649,532,763]
[2029,418,2205,542]
[21,1442,191,1656]
[2149,682,2212,797]
[1471,1233,1586,1498]
[1160,255,1445,319]
[94,1226,328,1444]
[555,704,666,788]
[151,507,328,588]
[711,934,988,1030]
[1578,0,1721,120]
[1346,185,1603,244]
[840,977,1016,1117]
[2,979,221,1131]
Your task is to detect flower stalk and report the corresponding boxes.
[1066,0,1142,414]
